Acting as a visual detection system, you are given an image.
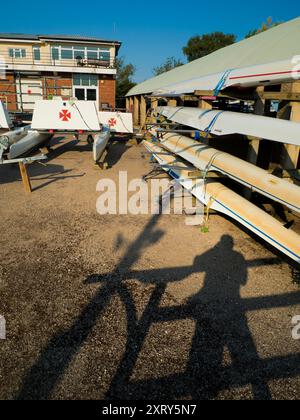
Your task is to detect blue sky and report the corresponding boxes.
[0,1,299,82]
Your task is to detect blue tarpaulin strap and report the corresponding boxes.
[204,111,225,138]
[213,69,233,96]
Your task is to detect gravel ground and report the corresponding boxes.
[0,136,299,400]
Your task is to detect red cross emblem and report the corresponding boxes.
[108,118,117,127]
[59,109,71,122]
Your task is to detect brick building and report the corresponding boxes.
[0,33,121,112]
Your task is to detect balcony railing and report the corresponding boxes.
[0,51,116,70]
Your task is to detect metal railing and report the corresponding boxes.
[0,51,116,70]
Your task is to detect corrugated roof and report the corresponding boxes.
[127,17,300,96]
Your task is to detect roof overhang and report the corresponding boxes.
[0,34,122,53]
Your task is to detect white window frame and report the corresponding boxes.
[73,74,99,104]
[51,45,111,62]
[33,46,41,61]
[9,48,26,59]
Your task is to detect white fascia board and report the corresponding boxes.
[4,63,116,75]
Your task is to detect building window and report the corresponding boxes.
[74,49,85,60]
[73,74,98,102]
[51,45,111,62]
[61,48,73,59]
[86,48,98,60]
[99,52,110,61]
[73,74,98,87]
[8,48,26,59]
[33,47,41,61]
[51,47,59,60]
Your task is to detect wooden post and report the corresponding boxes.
[167,99,177,107]
[140,95,147,129]
[198,99,212,110]
[151,98,158,110]
[246,87,265,167]
[280,82,300,177]
[243,87,265,200]
[281,103,300,170]
[125,97,130,112]
[246,136,261,166]
[151,98,158,123]
[133,96,140,127]
[19,162,32,193]
[129,97,134,113]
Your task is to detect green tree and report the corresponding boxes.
[245,17,282,38]
[116,57,136,98]
[183,32,236,62]
[153,56,184,76]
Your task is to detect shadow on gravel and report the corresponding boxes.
[16,211,300,400]
[106,138,132,168]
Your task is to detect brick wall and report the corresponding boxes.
[99,76,116,110]
[0,72,116,111]
[43,74,72,99]
[0,73,17,111]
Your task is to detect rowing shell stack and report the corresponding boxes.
[143,57,300,263]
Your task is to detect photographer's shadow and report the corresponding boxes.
[185,235,271,399]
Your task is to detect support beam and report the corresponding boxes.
[151,98,158,110]
[125,97,130,112]
[280,82,300,176]
[151,99,158,123]
[129,97,134,114]
[133,96,140,127]
[244,87,265,200]
[281,103,300,170]
[247,136,261,166]
[140,95,147,129]
[19,162,32,193]
[262,92,300,101]
[167,99,177,107]
[246,87,265,166]
[198,99,212,110]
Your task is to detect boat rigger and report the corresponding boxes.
[144,139,300,264]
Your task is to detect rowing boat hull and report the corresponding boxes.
[157,106,300,146]
[144,140,300,263]
[93,128,111,162]
[152,59,300,96]
[152,131,300,213]
[0,101,12,130]
[8,131,52,159]
[0,126,31,146]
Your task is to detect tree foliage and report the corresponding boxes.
[153,56,184,76]
[116,57,136,98]
[245,17,282,38]
[182,32,236,62]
